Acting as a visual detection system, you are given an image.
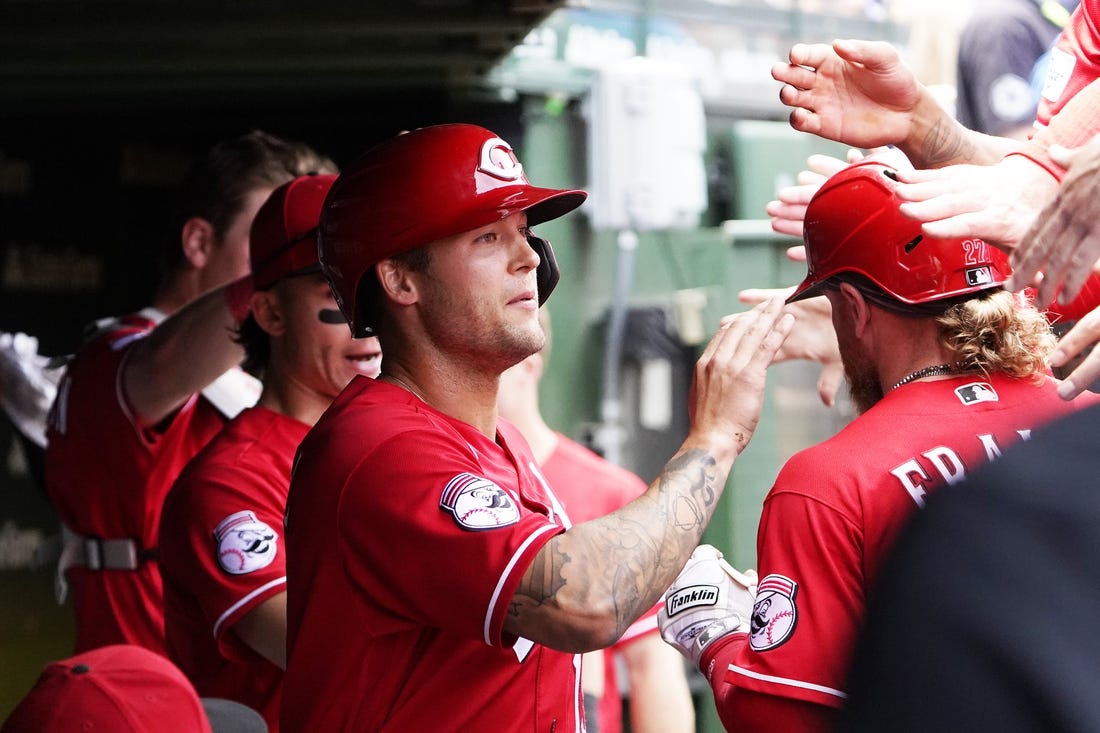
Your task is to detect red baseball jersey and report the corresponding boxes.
[281,378,582,733]
[705,374,1098,731]
[1035,1,1100,131]
[540,434,655,733]
[45,312,245,654]
[159,406,307,731]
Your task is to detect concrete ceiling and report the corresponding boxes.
[0,0,568,103]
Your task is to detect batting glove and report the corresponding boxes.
[658,544,757,669]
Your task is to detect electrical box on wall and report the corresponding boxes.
[585,56,707,231]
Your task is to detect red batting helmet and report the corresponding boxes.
[788,160,1010,305]
[319,124,587,337]
[250,173,337,290]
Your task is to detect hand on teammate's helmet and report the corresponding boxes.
[658,545,757,669]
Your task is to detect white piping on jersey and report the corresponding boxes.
[619,611,659,645]
[572,652,583,732]
[213,576,287,639]
[527,460,571,529]
[113,308,164,437]
[726,663,848,700]
[484,523,561,646]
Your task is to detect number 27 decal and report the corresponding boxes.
[962,238,988,265]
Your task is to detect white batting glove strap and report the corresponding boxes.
[658,545,757,668]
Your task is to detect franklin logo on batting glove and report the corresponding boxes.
[666,585,720,615]
[658,544,758,669]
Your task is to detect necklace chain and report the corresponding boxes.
[384,374,427,403]
[891,363,956,391]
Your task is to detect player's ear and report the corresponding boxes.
[376,258,420,306]
[837,282,871,338]
[250,289,286,337]
[180,217,216,270]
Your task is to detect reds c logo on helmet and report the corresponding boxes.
[478,138,525,182]
[317,124,587,338]
[788,159,1010,305]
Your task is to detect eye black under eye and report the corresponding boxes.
[318,308,345,325]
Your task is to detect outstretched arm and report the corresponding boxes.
[773,39,1018,168]
[892,78,1100,256]
[892,156,1060,248]
[123,276,251,425]
[1010,134,1100,307]
[505,298,793,651]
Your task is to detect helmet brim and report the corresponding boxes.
[521,187,587,227]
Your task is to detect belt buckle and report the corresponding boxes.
[102,540,139,570]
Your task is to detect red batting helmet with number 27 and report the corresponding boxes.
[788,159,1010,305]
[318,124,587,337]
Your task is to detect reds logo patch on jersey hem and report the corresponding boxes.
[440,472,520,530]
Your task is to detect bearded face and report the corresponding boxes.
[839,336,884,415]
[827,287,884,415]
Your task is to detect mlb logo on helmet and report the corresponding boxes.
[965,267,993,286]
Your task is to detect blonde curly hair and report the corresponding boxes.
[936,290,1055,381]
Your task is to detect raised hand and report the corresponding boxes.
[893,156,1060,249]
[737,288,843,407]
[772,40,923,151]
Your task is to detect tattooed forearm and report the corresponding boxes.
[917,117,978,168]
[514,539,569,606]
[507,447,727,650]
[658,449,718,531]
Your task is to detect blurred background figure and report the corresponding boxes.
[956,0,1078,138]
[0,332,62,491]
[45,130,336,656]
[159,173,382,732]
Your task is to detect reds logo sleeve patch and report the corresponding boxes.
[214,510,279,575]
[750,574,799,651]
[439,472,520,530]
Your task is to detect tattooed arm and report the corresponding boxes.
[771,39,1018,169]
[504,298,794,652]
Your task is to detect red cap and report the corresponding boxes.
[1,645,266,733]
[250,173,338,290]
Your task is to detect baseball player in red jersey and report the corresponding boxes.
[45,131,335,654]
[658,159,1100,732]
[158,173,381,731]
[497,318,694,733]
[281,123,794,732]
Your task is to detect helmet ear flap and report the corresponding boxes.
[528,235,559,305]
